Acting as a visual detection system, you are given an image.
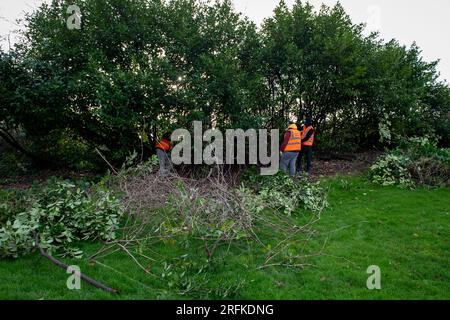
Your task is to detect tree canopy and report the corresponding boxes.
[1,0,449,167]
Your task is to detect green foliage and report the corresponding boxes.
[370,137,450,187]
[399,137,450,186]
[0,149,32,180]
[240,171,328,215]
[378,114,392,144]
[117,152,160,178]
[399,136,450,164]
[0,179,124,258]
[369,153,414,188]
[0,0,263,166]
[1,0,449,168]
[109,163,328,284]
[164,180,251,242]
[1,176,449,299]
[259,2,450,151]
[157,255,245,299]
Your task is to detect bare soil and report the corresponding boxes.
[310,150,381,179]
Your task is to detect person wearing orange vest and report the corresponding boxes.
[156,131,173,176]
[297,118,315,174]
[280,123,302,176]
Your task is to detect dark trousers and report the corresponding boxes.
[297,146,312,173]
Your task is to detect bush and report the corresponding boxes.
[0,179,124,258]
[369,154,414,188]
[400,137,449,162]
[0,189,30,225]
[240,171,328,216]
[409,156,450,186]
[0,147,33,181]
[370,137,450,187]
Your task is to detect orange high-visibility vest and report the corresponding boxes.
[156,137,171,151]
[284,129,302,152]
[301,126,315,146]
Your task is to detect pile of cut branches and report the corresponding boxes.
[89,160,328,295]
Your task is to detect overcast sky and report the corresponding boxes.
[1,0,449,82]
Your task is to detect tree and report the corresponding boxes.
[1,0,448,168]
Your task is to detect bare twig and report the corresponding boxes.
[95,147,118,175]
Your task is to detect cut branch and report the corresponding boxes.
[35,235,118,294]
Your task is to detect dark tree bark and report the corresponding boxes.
[35,235,118,294]
[0,127,45,166]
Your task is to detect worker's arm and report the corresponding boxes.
[280,131,291,152]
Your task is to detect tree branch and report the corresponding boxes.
[0,127,42,164]
[35,235,118,294]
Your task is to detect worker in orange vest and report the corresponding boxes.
[280,123,302,176]
[297,118,315,174]
[155,131,173,176]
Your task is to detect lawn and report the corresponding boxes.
[0,175,449,300]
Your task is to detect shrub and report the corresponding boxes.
[370,136,450,187]
[0,189,30,225]
[240,171,328,216]
[0,148,33,181]
[369,153,414,188]
[408,154,450,186]
[400,137,449,162]
[0,179,124,258]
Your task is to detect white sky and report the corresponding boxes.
[1,0,449,82]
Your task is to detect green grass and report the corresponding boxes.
[1,176,449,299]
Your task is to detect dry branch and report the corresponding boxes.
[91,158,323,274]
